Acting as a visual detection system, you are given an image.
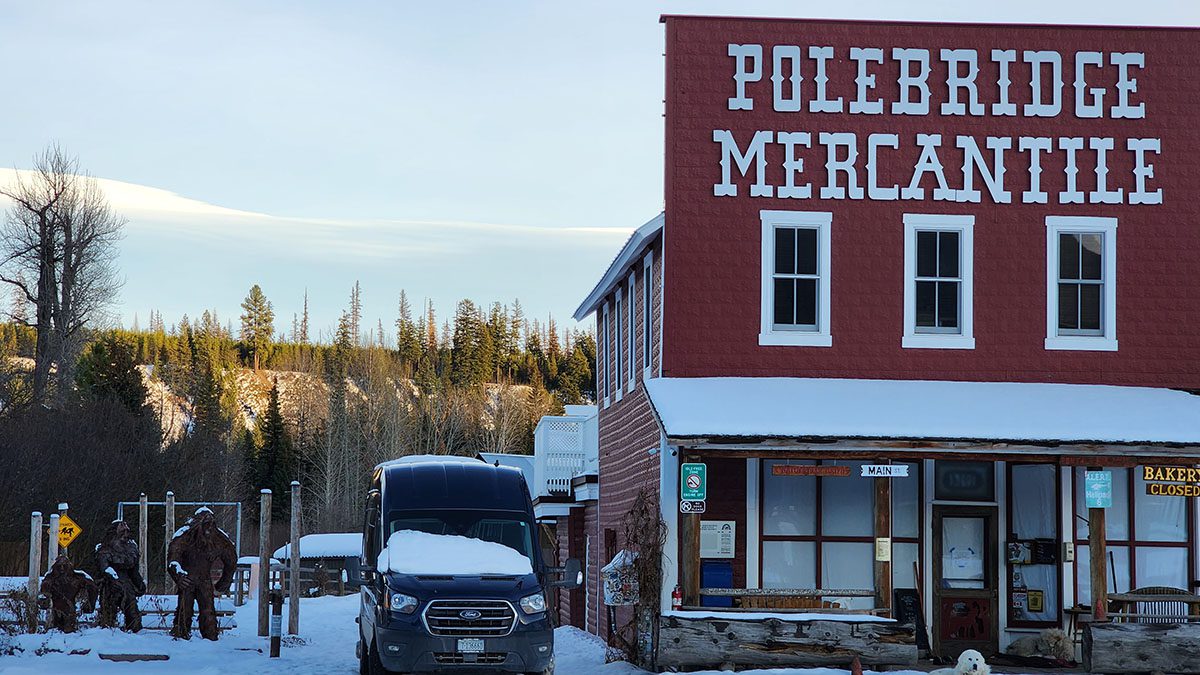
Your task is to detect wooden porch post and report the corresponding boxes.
[874,462,893,617]
[1088,466,1108,622]
[680,454,701,607]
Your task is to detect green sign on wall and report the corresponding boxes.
[681,463,707,501]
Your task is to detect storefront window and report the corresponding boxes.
[1008,464,1060,626]
[761,460,921,608]
[1074,467,1192,604]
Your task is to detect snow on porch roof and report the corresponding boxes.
[643,377,1200,446]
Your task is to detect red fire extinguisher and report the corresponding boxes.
[671,585,683,610]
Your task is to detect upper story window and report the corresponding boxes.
[759,210,832,347]
[1045,216,1117,351]
[902,214,975,349]
[642,253,653,379]
[614,289,624,400]
[626,271,636,392]
[600,303,610,407]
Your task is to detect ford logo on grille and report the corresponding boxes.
[459,610,482,620]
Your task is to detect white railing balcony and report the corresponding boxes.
[533,407,598,497]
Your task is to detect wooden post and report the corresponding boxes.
[164,491,175,593]
[47,513,60,571]
[1086,466,1108,622]
[680,455,701,606]
[27,511,42,632]
[258,488,272,637]
[288,481,301,635]
[57,503,69,557]
[138,493,149,585]
[874,465,893,617]
[269,590,283,657]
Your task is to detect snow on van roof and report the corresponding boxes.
[375,454,484,470]
[376,530,532,576]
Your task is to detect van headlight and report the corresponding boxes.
[519,592,546,614]
[388,592,418,614]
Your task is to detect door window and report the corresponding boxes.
[942,517,986,589]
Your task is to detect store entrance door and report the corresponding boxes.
[932,505,998,660]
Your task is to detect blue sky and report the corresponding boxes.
[0,1,1195,339]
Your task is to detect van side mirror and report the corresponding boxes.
[549,558,583,589]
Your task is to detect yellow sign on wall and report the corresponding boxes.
[57,514,82,549]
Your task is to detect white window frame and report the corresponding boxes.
[759,210,833,347]
[642,253,654,381]
[902,213,975,350]
[626,271,636,393]
[600,302,610,408]
[614,289,623,402]
[1045,216,1118,352]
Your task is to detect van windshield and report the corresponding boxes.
[387,510,535,563]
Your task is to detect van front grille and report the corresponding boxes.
[423,599,516,637]
[434,652,507,664]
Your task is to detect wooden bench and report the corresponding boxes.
[699,588,886,614]
[1110,586,1200,624]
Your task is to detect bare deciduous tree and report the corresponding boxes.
[0,145,124,404]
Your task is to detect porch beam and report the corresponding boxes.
[680,453,702,606]
[678,442,1200,465]
[874,460,893,617]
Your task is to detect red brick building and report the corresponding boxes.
[572,15,1200,668]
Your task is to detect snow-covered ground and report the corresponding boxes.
[0,594,1013,674]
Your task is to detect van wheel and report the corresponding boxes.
[365,640,398,675]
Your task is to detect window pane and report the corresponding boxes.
[1134,470,1187,542]
[938,231,960,278]
[937,281,959,329]
[1080,284,1102,331]
[796,279,817,327]
[1058,283,1079,330]
[775,227,795,275]
[1013,563,1059,622]
[763,541,816,589]
[941,516,986,589]
[934,461,994,501]
[916,231,937,278]
[892,462,920,539]
[773,278,794,326]
[916,281,936,328]
[797,228,818,276]
[822,542,875,609]
[821,461,873,536]
[1012,465,1056,539]
[763,461,816,536]
[1135,547,1188,589]
[1080,234,1103,280]
[1077,546,1130,603]
[1059,233,1080,280]
[893,543,920,590]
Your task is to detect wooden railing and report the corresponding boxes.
[695,588,885,614]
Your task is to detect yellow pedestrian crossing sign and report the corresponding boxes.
[57,514,82,549]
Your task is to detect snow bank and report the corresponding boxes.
[646,376,1200,444]
[376,530,532,576]
[375,454,483,470]
[274,533,361,560]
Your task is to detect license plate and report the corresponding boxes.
[457,638,484,653]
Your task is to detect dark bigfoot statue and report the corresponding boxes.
[167,507,237,640]
[94,520,146,632]
[40,555,97,632]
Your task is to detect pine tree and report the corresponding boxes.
[299,290,310,344]
[76,332,150,416]
[396,290,421,370]
[557,345,591,405]
[451,299,486,387]
[239,285,275,370]
[253,379,296,517]
[349,282,362,346]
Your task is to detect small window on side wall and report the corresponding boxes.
[902,214,975,349]
[759,210,832,347]
[1046,216,1117,351]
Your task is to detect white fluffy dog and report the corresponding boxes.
[930,649,991,675]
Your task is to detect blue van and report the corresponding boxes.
[357,456,581,674]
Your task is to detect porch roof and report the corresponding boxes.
[643,377,1200,447]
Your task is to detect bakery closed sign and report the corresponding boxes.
[1143,466,1200,497]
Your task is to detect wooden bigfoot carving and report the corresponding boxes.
[167,507,237,640]
[94,520,146,632]
[41,555,97,632]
